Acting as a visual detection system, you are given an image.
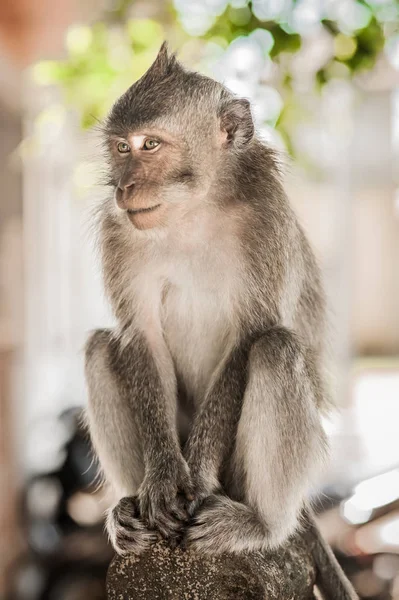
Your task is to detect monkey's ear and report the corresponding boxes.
[219,98,254,149]
[146,41,178,78]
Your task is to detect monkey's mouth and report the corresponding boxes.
[127,204,161,216]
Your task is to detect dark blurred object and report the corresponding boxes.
[6,408,112,600]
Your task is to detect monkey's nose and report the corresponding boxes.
[115,181,135,209]
[122,181,135,190]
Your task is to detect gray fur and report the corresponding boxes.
[85,43,357,598]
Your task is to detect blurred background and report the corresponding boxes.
[0,0,398,598]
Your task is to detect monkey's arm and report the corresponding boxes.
[183,341,250,506]
[85,329,192,548]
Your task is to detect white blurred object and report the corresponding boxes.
[379,516,399,547]
[174,0,228,36]
[386,35,399,71]
[291,29,334,88]
[252,85,284,124]
[251,0,290,21]
[342,502,373,525]
[250,29,275,56]
[67,491,104,526]
[290,0,323,35]
[328,369,399,488]
[27,477,63,519]
[22,83,113,474]
[212,35,284,132]
[373,554,399,582]
[213,37,265,87]
[342,469,399,525]
[26,416,69,473]
[355,511,399,554]
[258,124,286,150]
[326,0,372,34]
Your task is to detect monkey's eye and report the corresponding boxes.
[117,141,131,153]
[142,139,160,151]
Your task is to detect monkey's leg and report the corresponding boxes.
[185,326,328,554]
[85,329,192,554]
[85,329,155,555]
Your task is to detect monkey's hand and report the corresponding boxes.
[138,454,194,544]
[106,496,158,556]
[187,474,222,517]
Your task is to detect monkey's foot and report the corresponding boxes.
[107,496,157,556]
[184,494,268,555]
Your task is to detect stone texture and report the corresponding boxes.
[107,532,317,599]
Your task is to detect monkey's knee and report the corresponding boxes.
[249,325,326,409]
[85,328,113,364]
[84,329,116,398]
[250,326,303,373]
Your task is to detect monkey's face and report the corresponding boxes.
[106,126,211,231]
[104,43,255,231]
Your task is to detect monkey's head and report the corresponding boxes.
[104,42,254,231]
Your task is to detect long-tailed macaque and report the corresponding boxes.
[85,43,357,599]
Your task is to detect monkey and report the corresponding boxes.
[84,43,358,599]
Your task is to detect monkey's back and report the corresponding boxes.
[231,141,326,354]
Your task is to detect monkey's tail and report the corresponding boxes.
[304,511,358,600]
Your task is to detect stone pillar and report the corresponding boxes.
[107,534,317,600]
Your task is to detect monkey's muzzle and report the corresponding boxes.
[127,205,161,216]
[125,203,164,230]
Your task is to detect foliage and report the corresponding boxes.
[32,0,398,154]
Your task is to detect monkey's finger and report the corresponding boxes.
[145,496,173,526]
[158,512,185,532]
[179,480,195,500]
[142,494,174,528]
[113,496,139,518]
[181,526,206,550]
[138,495,150,520]
[170,498,190,522]
[153,513,185,540]
[187,498,202,517]
[115,497,142,526]
[182,484,196,502]
[189,508,209,527]
[152,498,185,527]
[113,525,158,556]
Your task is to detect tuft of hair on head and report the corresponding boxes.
[143,41,180,82]
[103,41,184,137]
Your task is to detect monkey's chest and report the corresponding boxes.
[161,280,234,405]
